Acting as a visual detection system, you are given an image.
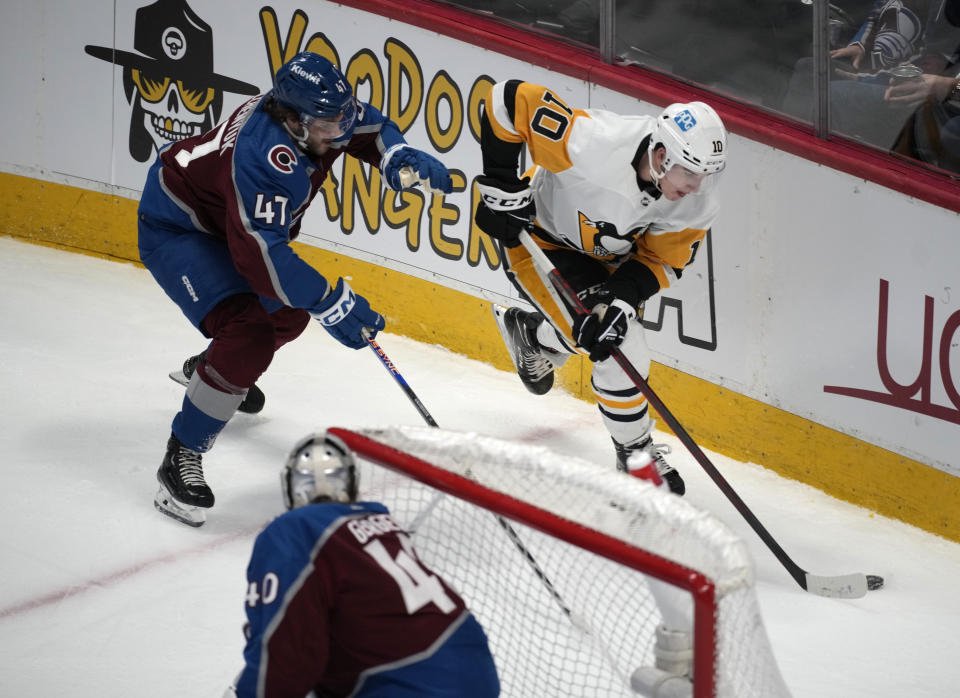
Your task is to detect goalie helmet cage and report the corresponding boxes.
[329,426,792,698]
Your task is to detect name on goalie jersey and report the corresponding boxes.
[347,514,402,544]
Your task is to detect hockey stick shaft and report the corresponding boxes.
[363,332,574,616]
[517,231,874,598]
[365,334,438,427]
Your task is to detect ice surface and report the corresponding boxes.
[1,236,958,697]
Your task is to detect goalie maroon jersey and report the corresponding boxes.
[235,500,500,698]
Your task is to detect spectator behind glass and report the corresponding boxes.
[442,1,602,46]
[831,0,930,72]
[890,0,960,172]
[782,0,960,152]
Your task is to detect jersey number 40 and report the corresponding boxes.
[365,533,458,615]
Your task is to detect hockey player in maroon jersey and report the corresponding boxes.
[225,432,500,698]
[138,52,453,526]
[477,80,728,495]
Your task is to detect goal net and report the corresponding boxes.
[328,425,792,698]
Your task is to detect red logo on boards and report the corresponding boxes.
[823,279,960,425]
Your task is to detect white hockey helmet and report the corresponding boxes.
[647,101,727,189]
[281,431,358,509]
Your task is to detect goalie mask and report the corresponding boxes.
[647,102,727,193]
[281,432,358,509]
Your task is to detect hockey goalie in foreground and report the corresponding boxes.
[303,426,793,698]
[225,433,500,698]
[477,80,727,496]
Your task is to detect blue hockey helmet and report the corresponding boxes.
[281,431,358,509]
[272,52,357,139]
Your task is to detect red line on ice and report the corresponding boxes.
[0,525,262,621]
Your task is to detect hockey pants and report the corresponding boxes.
[500,237,652,446]
[139,212,309,452]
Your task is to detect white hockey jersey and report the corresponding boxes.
[482,80,721,300]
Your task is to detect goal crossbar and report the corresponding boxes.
[331,426,719,696]
[328,425,792,698]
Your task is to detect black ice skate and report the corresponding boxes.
[154,433,214,527]
[492,305,556,396]
[614,436,685,496]
[169,350,265,414]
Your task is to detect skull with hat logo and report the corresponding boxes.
[85,0,259,162]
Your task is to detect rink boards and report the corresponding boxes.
[1,0,959,540]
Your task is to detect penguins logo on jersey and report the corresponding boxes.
[268,145,298,174]
[578,213,634,257]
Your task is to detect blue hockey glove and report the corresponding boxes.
[474,176,535,248]
[382,146,453,193]
[573,298,634,362]
[311,278,385,350]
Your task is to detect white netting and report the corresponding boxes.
[344,425,791,698]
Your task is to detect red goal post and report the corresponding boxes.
[328,426,791,698]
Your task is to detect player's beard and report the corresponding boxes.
[306,138,334,157]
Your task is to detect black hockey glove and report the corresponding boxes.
[474,176,536,248]
[573,298,635,362]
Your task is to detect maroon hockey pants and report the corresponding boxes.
[199,293,310,390]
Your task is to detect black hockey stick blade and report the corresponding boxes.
[516,231,883,599]
[610,347,882,599]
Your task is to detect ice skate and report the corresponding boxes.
[491,305,556,396]
[168,350,265,414]
[614,436,684,495]
[154,433,214,527]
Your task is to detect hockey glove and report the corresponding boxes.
[573,298,635,362]
[311,278,385,350]
[382,145,453,194]
[474,176,536,248]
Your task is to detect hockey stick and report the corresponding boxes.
[363,331,576,619]
[517,230,883,599]
[364,334,438,427]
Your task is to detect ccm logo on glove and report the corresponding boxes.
[478,188,533,211]
[314,283,357,326]
[311,278,385,350]
[474,176,536,248]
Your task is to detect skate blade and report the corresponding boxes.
[168,370,189,388]
[154,484,206,527]
[490,304,521,373]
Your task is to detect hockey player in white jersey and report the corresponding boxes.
[476,80,727,495]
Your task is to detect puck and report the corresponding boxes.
[866,574,884,591]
